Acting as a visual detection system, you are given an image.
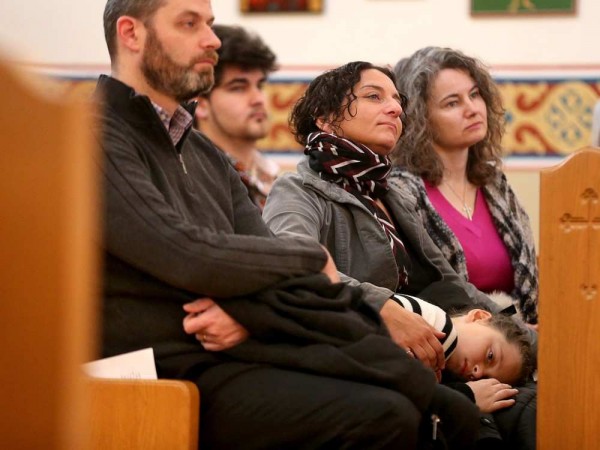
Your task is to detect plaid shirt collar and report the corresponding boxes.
[151,101,193,146]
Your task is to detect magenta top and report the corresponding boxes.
[425,182,514,294]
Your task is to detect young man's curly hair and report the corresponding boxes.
[211,24,278,88]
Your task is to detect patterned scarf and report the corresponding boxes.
[305,131,408,286]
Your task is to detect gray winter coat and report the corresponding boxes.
[263,159,497,313]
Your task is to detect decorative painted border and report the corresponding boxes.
[25,63,600,157]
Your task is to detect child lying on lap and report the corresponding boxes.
[394,294,534,413]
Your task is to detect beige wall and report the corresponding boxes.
[1,0,599,67]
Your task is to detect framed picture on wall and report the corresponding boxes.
[471,0,576,16]
[240,0,324,13]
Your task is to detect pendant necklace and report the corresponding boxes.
[444,178,473,220]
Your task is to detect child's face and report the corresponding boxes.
[447,310,523,385]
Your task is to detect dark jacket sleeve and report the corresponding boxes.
[493,382,537,450]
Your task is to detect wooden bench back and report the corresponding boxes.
[538,147,600,449]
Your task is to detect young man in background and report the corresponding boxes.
[196,24,279,208]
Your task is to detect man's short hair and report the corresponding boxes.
[211,24,278,88]
[103,0,166,61]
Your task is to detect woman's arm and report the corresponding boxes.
[264,172,446,370]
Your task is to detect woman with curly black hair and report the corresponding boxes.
[264,60,506,349]
[265,61,502,345]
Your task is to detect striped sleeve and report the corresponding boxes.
[392,294,458,361]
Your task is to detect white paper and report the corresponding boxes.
[82,347,158,380]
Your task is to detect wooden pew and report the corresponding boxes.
[0,59,98,448]
[0,59,199,449]
[538,146,600,449]
[87,378,199,450]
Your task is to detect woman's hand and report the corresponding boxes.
[380,299,446,372]
[467,378,519,413]
[182,298,249,351]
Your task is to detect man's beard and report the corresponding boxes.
[141,26,218,103]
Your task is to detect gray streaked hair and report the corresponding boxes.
[393,46,505,186]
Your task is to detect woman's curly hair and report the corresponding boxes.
[393,47,505,186]
[290,61,397,145]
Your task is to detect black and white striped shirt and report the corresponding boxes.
[392,294,458,360]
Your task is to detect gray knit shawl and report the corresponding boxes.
[389,169,539,324]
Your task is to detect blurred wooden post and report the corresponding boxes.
[538,147,600,449]
[0,60,99,448]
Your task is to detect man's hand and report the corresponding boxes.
[467,378,519,413]
[182,298,249,351]
[380,299,446,372]
[320,245,340,283]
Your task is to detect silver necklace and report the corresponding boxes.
[444,179,473,220]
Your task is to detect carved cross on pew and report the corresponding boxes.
[559,188,600,300]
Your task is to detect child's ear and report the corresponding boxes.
[465,308,493,323]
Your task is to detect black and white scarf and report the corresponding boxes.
[305,131,408,286]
